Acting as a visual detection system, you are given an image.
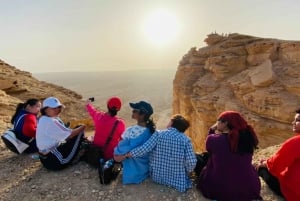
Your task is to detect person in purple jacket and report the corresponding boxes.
[197,111,262,201]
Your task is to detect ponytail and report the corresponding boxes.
[145,115,156,134]
[11,103,26,124]
[11,98,39,124]
[108,107,118,117]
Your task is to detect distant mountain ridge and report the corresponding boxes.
[35,69,174,128]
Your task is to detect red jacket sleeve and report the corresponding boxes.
[267,135,300,177]
[22,114,37,138]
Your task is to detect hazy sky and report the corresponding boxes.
[1,0,300,73]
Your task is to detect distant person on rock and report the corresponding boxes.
[10,98,41,153]
[83,97,125,166]
[115,114,196,192]
[36,97,86,170]
[256,108,300,201]
[196,111,262,201]
[114,101,155,184]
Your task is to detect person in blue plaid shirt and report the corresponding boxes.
[115,114,196,192]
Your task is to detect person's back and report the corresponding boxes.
[199,134,260,201]
[149,127,196,192]
[124,114,196,192]
[91,110,125,159]
[115,125,151,184]
[14,110,37,139]
[86,97,125,160]
[197,111,261,201]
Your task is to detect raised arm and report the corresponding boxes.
[86,101,104,119]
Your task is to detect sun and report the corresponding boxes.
[142,9,179,46]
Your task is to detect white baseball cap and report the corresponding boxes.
[42,97,64,109]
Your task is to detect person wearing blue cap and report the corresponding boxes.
[114,100,156,184]
[115,114,197,192]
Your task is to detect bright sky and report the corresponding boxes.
[0,0,300,73]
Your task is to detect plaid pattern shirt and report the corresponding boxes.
[131,127,197,192]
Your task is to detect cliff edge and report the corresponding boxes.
[0,60,88,132]
[173,33,300,151]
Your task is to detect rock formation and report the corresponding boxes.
[173,33,300,152]
[0,60,89,132]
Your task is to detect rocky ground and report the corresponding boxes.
[0,141,284,201]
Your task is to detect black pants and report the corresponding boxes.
[80,141,104,168]
[24,139,38,153]
[194,152,210,176]
[258,167,284,197]
[39,133,83,171]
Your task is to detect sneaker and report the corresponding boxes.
[31,153,40,160]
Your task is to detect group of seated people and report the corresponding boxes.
[3,96,300,201]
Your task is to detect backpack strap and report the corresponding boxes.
[103,120,119,152]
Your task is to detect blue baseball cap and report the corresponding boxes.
[129,101,153,115]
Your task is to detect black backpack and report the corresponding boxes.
[81,120,119,168]
[98,159,122,184]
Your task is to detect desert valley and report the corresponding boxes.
[1,33,298,200]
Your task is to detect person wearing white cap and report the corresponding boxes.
[36,97,86,170]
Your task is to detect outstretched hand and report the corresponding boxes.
[114,154,126,162]
[86,99,92,105]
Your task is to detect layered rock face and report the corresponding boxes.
[0,60,88,132]
[173,33,300,152]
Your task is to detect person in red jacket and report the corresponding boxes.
[11,98,41,153]
[257,108,300,201]
[85,97,126,161]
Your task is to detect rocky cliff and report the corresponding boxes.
[173,33,300,151]
[0,60,89,133]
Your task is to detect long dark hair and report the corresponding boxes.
[11,99,39,124]
[236,126,258,154]
[144,114,156,134]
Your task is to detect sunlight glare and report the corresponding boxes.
[143,9,179,46]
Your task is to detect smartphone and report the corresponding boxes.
[89,97,95,102]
